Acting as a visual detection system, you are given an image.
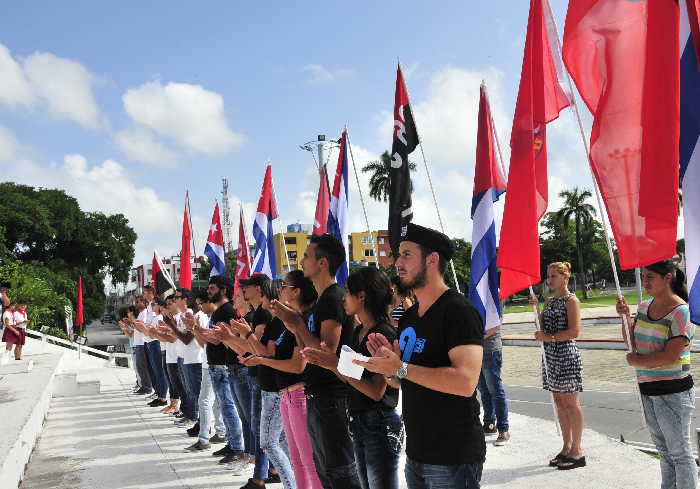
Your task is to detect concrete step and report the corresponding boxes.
[53,372,101,397]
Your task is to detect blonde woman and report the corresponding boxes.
[529,261,585,470]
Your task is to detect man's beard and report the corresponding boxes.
[401,263,427,290]
[209,290,224,303]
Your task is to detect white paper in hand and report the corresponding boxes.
[337,345,370,380]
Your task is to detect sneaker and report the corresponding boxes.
[209,434,227,444]
[483,422,497,436]
[148,399,168,407]
[264,472,281,484]
[133,388,152,395]
[187,422,200,437]
[219,452,244,465]
[175,418,195,428]
[213,445,234,457]
[184,440,211,452]
[238,478,265,488]
[173,411,184,418]
[494,431,510,446]
[147,392,158,400]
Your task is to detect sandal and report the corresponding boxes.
[549,452,566,467]
[557,456,586,470]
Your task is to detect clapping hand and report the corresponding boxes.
[354,335,403,377]
[301,342,339,371]
[269,300,304,333]
[229,317,252,336]
[238,354,265,367]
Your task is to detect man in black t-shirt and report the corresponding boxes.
[360,223,486,489]
[273,234,360,489]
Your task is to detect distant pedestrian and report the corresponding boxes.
[389,275,413,327]
[530,261,585,470]
[2,301,21,359]
[617,260,697,489]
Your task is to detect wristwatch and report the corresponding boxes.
[396,362,409,380]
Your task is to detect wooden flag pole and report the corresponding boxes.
[545,0,646,426]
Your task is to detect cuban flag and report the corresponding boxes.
[470,84,507,332]
[251,163,279,277]
[681,0,700,324]
[328,131,350,287]
[204,202,226,277]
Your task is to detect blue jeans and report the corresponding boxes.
[181,363,202,421]
[260,390,295,489]
[199,366,226,443]
[209,365,244,452]
[228,365,253,455]
[405,458,482,489]
[641,387,698,489]
[133,345,152,391]
[477,349,509,432]
[144,341,168,399]
[229,368,269,480]
[350,409,403,489]
[177,358,195,420]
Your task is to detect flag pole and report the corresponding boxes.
[345,127,381,265]
[268,161,292,276]
[240,203,253,272]
[544,0,645,425]
[398,61,461,292]
[186,190,197,258]
[484,78,561,433]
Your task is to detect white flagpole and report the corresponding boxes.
[484,78,561,433]
[544,0,646,425]
[239,204,253,273]
[397,61,461,291]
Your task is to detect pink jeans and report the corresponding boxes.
[280,384,324,489]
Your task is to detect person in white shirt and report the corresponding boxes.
[131,296,153,395]
[140,287,169,407]
[2,301,20,359]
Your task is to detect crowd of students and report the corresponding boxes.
[113,224,697,489]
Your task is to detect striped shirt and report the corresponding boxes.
[633,301,695,384]
[391,303,405,322]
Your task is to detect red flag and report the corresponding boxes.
[562,0,680,269]
[497,0,571,298]
[313,165,330,235]
[180,192,192,289]
[234,206,251,294]
[76,276,84,327]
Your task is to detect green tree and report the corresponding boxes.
[446,239,471,291]
[361,151,417,202]
[552,187,597,299]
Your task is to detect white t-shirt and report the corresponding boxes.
[197,311,211,369]
[182,311,206,365]
[174,309,192,359]
[14,310,27,329]
[165,310,187,363]
[133,308,147,346]
[2,310,14,329]
[143,302,156,343]
[146,313,162,342]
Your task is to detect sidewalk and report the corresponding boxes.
[19,364,662,489]
[503,304,635,325]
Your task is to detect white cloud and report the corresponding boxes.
[0,125,21,161]
[115,128,179,168]
[122,80,245,155]
[0,43,105,129]
[0,44,34,108]
[303,64,353,84]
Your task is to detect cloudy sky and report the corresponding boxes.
[1,1,602,283]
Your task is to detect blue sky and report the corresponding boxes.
[1,1,597,280]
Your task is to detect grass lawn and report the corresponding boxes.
[503,289,650,315]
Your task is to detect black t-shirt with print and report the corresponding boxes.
[206,301,238,365]
[303,283,355,395]
[257,317,285,392]
[348,321,399,413]
[274,328,304,390]
[398,289,485,465]
[248,306,271,377]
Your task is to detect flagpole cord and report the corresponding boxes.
[545,0,645,425]
[346,129,381,264]
[399,63,461,292]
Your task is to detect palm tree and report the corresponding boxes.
[361,151,417,202]
[554,187,597,299]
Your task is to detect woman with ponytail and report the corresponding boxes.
[529,261,585,470]
[303,266,404,489]
[617,259,697,489]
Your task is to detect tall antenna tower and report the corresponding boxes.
[221,178,233,252]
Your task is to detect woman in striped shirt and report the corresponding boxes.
[617,259,696,489]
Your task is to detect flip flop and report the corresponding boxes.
[549,452,566,467]
[557,456,586,470]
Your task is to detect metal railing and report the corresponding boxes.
[24,328,132,368]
